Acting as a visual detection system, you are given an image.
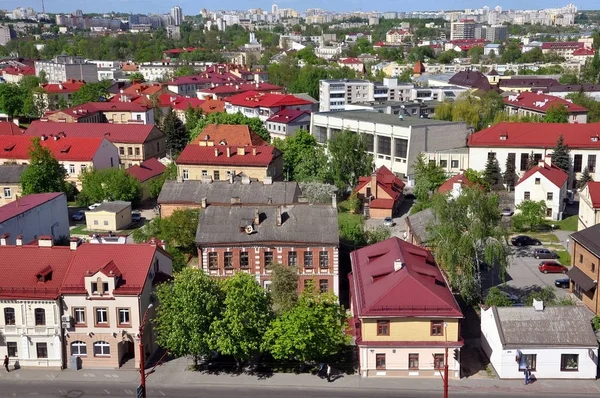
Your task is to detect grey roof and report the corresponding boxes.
[158,180,301,206]
[570,224,600,258]
[313,110,458,128]
[195,204,339,246]
[493,306,598,349]
[0,164,27,183]
[405,207,434,244]
[89,201,131,213]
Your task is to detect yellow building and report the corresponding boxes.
[0,165,26,206]
[350,237,464,378]
[85,201,132,231]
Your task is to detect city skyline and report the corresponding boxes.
[3,0,597,16]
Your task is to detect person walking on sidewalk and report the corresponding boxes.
[326,364,332,382]
[524,366,530,385]
[3,355,9,372]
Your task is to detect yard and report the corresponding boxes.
[70,223,143,236]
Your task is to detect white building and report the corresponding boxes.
[34,55,98,84]
[170,6,183,26]
[319,78,413,112]
[514,157,568,221]
[481,303,598,379]
[577,181,600,231]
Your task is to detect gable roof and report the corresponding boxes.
[0,121,24,136]
[198,82,283,97]
[354,166,405,208]
[350,237,462,318]
[339,57,363,64]
[266,109,311,124]
[448,70,494,91]
[571,223,600,259]
[2,66,35,76]
[516,162,568,188]
[226,91,312,109]
[26,121,160,144]
[438,173,475,194]
[0,135,106,162]
[126,158,167,183]
[0,193,64,224]
[190,124,267,146]
[40,79,85,94]
[540,41,583,50]
[584,181,600,208]
[177,145,280,167]
[404,207,434,245]
[573,48,595,56]
[0,164,28,183]
[198,99,226,114]
[504,92,588,113]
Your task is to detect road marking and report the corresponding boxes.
[83,373,97,378]
[159,391,165,396]
[58,390,65,394]
[104,390,111,395]
[124,390,133,395]
[28,393,39,395]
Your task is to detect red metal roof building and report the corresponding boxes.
[197,82,284,100]
[354,166,405,219]
[190,124,267,147]
[516,161,568,189]
[437,173,476,195]
[503,92,589,123]
[266,109,311,140]
[349,237,463,377]
[126,158,167,183]
[225,91,313,122]
[44,102,154,125]
[0,121,24,136]
[40,79,86,94]
[0,135,109,162]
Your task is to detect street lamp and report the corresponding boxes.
[443,322,448,398]
[138,303,153,398]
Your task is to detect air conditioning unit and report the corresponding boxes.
[61,315,72,323]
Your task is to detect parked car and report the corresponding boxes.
[501,208,514,216]
[538,261,568,274]
[534,248,559,259]
[555,278,571,288]
[131,211,142,223]
[71,210,85,221]
[383,217,393,227]
[511,235,542,246]
[88,203,102,210]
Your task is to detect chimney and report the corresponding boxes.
[252,147,257,156]
[38,236,54,247]
[370,172,377,197]
[229,174,234,184]
[16,235,23,246]
[69,237,81,250]
[214,147,219,157]
[237,146,245,155]
[533,299,544,311]
[226,147,231,157]
[242,175,251,185]
[263,176,272,185]
[0,232,9,245]
[331,193,337,209]
[538,159,546,168]
[544,154,552,167]
[394,259,404,271]
[201,197,208,208]
[254,207,260,225]
[276,206,282,226]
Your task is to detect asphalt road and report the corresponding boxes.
[0,381,597,398]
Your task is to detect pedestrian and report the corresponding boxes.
[524,366,530,385]
[3,355,9,372]
[326,364,332,382]
[318,362,325,378]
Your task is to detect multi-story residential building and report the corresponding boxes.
[197,82,283,100]
[338,58,365,74]
[467,122,600,188]
[349,237,464,377]
[310,110,468,181]
[474,25,507,42]
[195,200,340,295]
[0,164,27,206]
[385,28,412,44]
[0,193,69,244]
[138,61,178,82]
[191,124,266,147]
[1,65,35,84]
[25,122,166,168]
[266,109,311,140]
[578,182,600,231]
[0,24,15,45]
[354,166,405,219]
[450,19,480,40]
[177,145,284,182]
[319,78,413,112]
[224,91,313,122]
[541,41,584,58]
[34,56,98,84]
[503,92,588,124]
[0,135,118,189]
[423,148,470,176]
[569,224,600,315]
[168,74,244,97]
[45,102,155,125]
[170,6,183,25]
[38,80,86,111]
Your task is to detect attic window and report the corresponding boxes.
[36,265,53,282]
[592,135,599,142]
[499,134,508,140]
[60,145,71,153]
[4,143,15,151]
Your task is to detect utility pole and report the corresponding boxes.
[444,344,449,398]
[137,304,153,398]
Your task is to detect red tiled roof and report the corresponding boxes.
[226,91,312,109]
[0,193,64,224]
[369,198,395,209]
[349,237,463,318]
[516,162,568,188]
[354,166,405,207]
[122,83,165,96]
[573,48,595,56]
[504,92,588,113]
[541,41,583,50]
[171,97,205,111]
[190,124,267,146]
[126,158,167,182]
[41,80,85,94]
[0,245,73,300]
[585,181,600,208]
[339,57,363,64]
[2,66,35,76]
[438,173,475,194]
[0,122,24,136]
[0,135,106,161]
[198,82,283,96]
[25,121,159,144]
[177,145,280,167]
[468,122,600,149]
[266,109,311,124]
[169,72,244,86]
[198,99,226,114]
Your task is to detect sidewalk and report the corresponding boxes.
[2,357,600,396]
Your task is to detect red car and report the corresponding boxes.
[538,261,568,274]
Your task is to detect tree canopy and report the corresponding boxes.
[551,134,570,173]
[162,108,189,157]
[411,153,447,212]
[71,81,111,106]
[77,168,141,206]
[543,104,569,123]
[190,112,270,143]
[20,137,68,195]
[269,262,299,315]
[327,130,373,192]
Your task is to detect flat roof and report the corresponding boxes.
[312,110,458,128]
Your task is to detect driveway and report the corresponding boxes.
[364,198,414,238]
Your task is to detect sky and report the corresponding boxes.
[4,0,595,16]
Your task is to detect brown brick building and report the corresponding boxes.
[568,225,600,314]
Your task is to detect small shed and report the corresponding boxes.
[85,201,132,231]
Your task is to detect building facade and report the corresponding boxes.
[34,56,98,84]
[569,224,600,315]
[503,92,588,124]
[266,109,311,140]
[319,78,413,112]
[0,164,26,206]
[577,182,600,231]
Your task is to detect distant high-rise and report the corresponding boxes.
[271,4,278,16]
[170,6,183,26]
[450,19,479,40]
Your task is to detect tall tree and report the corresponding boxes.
[503,156,517,191]
[544,104,569,123]
[128,72,146,82]
[183,106,203,134]
[0,83,25,118]
[412,153,447,203]
[551,134,570,173]
[154,268,225,366]
[162,108,189,157]
[269,262,298,315]
[20,137,68,195]
[513,200,546,231]
[209,273,273,366]
[327,130,373,192]
[578,166,593,189]
[483,157,502,189]
[526,151,537,171]
[77,168,141,206]
[71,81,111,105]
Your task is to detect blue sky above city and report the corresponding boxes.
[4,0,594,15]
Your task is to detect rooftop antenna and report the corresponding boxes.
[41,0,45,15]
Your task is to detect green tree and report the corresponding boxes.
[437,49,460,64]
[209,273,272,366]
[294,146,331,183]
[468,46,484,64]
[133,208,199,258]
[150,162,177,199]
[366,225,392,244]
[128,72,146,82]
[514,200,546,231]
[566,91,600,123]
[578,166,593,189]
[484,287,514,307]
[173,65,197,77]
[526,151,537,171]
[412,153,447,204]
[184,106,203,134]
[0,83,25,118]
[269,262,298,315]
[71,81,111,105]
[551,134,570,173]
[483,157,502,189]
[77,168,141,206]
[559,73,579,84]
[20,137,68,195]
[162,108,189,157]
[327,130,373,192]
[154,268,225,366]
[273,130,322,181]
[190,112,270,143]
[543,104,569,123]
[346,191,361,214]
[503,156,518,191]
[262,285,350,363]
[38,70,48,84]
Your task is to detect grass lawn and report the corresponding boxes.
[526,232,560,243]
[70,223,141,236]
[556,249,572,266]
[553,215,578,231]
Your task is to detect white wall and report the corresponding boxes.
[359,346,460,378]
[578,184,600,230]
[92,138,120,171]
[514,170,566,220]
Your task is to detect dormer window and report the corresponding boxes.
[90,281,110,295]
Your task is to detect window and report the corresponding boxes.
[588,155,597,173]
[430,320,444,336]
[36,343,48,359]
[439,159,447,168]
[214,170,220,180]
[7,342,17,357]
[519,353,537,371]
[71,341,87,356]
[524,192,531,200]
[4,307,15,325]
[535,178,540,185]
[319,279,329,293]
[93,220,98,225]
[451,159,459,169]
[34,308,46,326]
[201,170,208,176]
[128,147,133,156]
[224,252,233,268]
[375,353,386,369]
[81,165,86,173]
[561,354,578,371]
[362,133,374,152]
[376,320,390,336]
[507,153,516,169]
[135,148,140,156]
[580,254,584,263]
[239,252,249,268]
[319,251,329,268]
[378,136,391,155]
[592,263,596,273]
[182,169,189,180]
[264,251,273,267]
[288,251,297,266]
[546,208,553,217]
[487,152,496,160]
[119,147,125,155]
[95,308,108,325]
[574,154,583,173]
[103,220,109,226]
[156,142,160,152]
[91,282,98,293]
[304,251,313,268]
[434,354,444,369]
[73,307,85,324]
[547,192,553,201]
[93,341,110,356]
[118,308,130,325]
[409,353,419,370]
[394,138,408,158]
[520,153,529,171]
[208,252,218,269]
[3,187,11,198]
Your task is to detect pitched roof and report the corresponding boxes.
[404,207,434,245]
[498,77,558,89]
[171,97,205,111]
[198,82,283,97]
[584,181,600,208]
[571,223,600,258]
[540,41,583,50]
[40,79,85,94]
[2,66,35,76]
[198,99,226,114]
[26,121,160,144]
[504,92,588,113]
[573,48,595,56]
[88,201,131,213]
[126,158,167,182]
[0,121,24,136]
[0,193,64,224]
[491,306,597,349]
[0,245,74,300]
[438,173,475,194]
[350,237,462,318]
[169,72,244,86]
[177,145,280,167]
[0,164,27,183]
[266,109,311,124]
[448,70,494,91]
[354,166,405,207]
[195,204,339,246]
[339,57,363,64]
[226,91,312,109]
[468,122,600,149]
[122,83,165,96]
[516,162,568,188]
[413,60,425,74]
[0,135,106,162]
[190,124,267,146]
